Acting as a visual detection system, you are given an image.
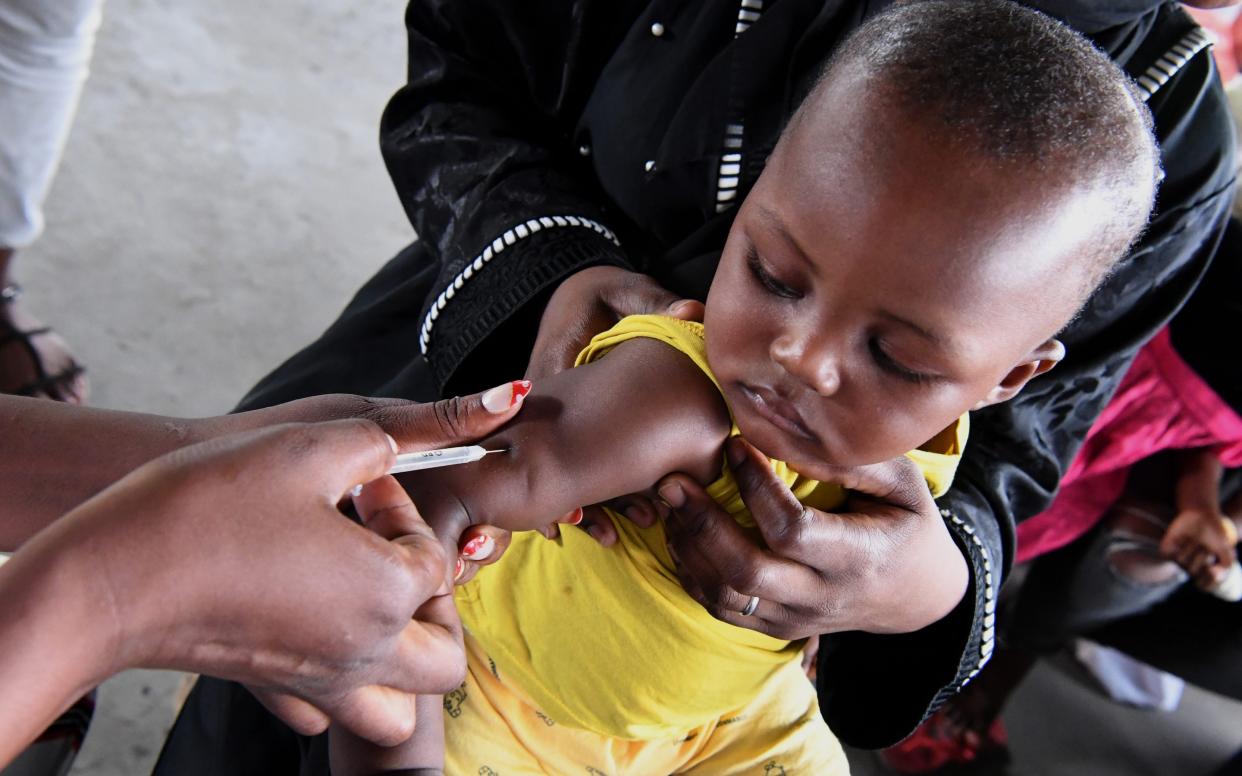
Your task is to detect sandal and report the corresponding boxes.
[880,704,1011,774]
[0,283,87,402]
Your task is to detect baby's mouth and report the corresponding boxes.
[737,383,817,443]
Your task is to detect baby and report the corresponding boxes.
[332,2,1160,773]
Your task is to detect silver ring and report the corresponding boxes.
[740,595,760,617]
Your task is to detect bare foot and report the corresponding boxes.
[0,278,88,404]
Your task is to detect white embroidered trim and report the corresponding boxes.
[418,215,620,355]
[1134,28,1211,102]
[942,508,996,686]
[734,0,764,35]
[716,0,766,213]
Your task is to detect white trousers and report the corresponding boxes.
[0,0,102,249]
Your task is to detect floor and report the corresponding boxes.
[8,1,1242,774]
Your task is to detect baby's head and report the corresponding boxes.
[703,0,1159,471]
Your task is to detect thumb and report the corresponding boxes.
[667,299,705,322]
[779,445,933,515]
[379,381,532,452]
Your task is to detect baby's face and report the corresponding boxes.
[704,73,1110,472]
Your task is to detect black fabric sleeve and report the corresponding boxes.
[380,0,650,389]
[816,18,1237,748]
[1171,218,1242,415]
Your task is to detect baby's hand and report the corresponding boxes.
[1160,507,1239,591]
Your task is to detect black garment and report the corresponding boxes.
[1172,219,1242,416]
[154,1,1235,771]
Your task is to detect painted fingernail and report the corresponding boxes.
[482,383,513,413]
[384,433,400,454]
[510,380,533,406]
[461,534,495,561]
[481,380,533,413]
[350,483,364,498]
[726,438,746,467]
[562,507,584,525]
[658,482,685,509]
[454,558,465,580]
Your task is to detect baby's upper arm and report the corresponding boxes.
[402,336,731,535]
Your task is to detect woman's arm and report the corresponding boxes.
[0,419,484,769]
[0,396,213,549]
[0,388,526,551]
[384,0,655,389]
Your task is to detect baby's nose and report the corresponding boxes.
[771,331,841,397]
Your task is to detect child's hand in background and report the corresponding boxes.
[1163,448,1240,591]
[1160,505,1238,590]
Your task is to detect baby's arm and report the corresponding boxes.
[399,336,732,553]
[332,336,732,774]
[1161,447,1238,589]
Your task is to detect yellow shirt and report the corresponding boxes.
[455,315,967,740]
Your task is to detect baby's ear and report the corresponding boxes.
[972,339,1065,410]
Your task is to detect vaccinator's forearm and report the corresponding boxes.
[0,536,116,768]
[0,397,218,549]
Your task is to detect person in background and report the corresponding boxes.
[0,0,101,402]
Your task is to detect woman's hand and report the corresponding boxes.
[525,266,703,379]
[224,382,534,582]
[655,438,969,639]
[0,386,527,766]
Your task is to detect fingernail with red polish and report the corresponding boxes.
[510,380,533,407]
[562,506,584,525]
[454,558,465,580]
[461,534,495,561]
[483,380,532,414]
[658,482,685,509]
[726,438,746,467]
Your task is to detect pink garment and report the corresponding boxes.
[1016,328,1242,563]
[1186,6,1242,84]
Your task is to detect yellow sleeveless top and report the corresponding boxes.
[455,315,967,740]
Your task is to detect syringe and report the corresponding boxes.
[387,445,506,474]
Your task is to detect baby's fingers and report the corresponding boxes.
[578,506,619,546]
[607,495,660,528]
